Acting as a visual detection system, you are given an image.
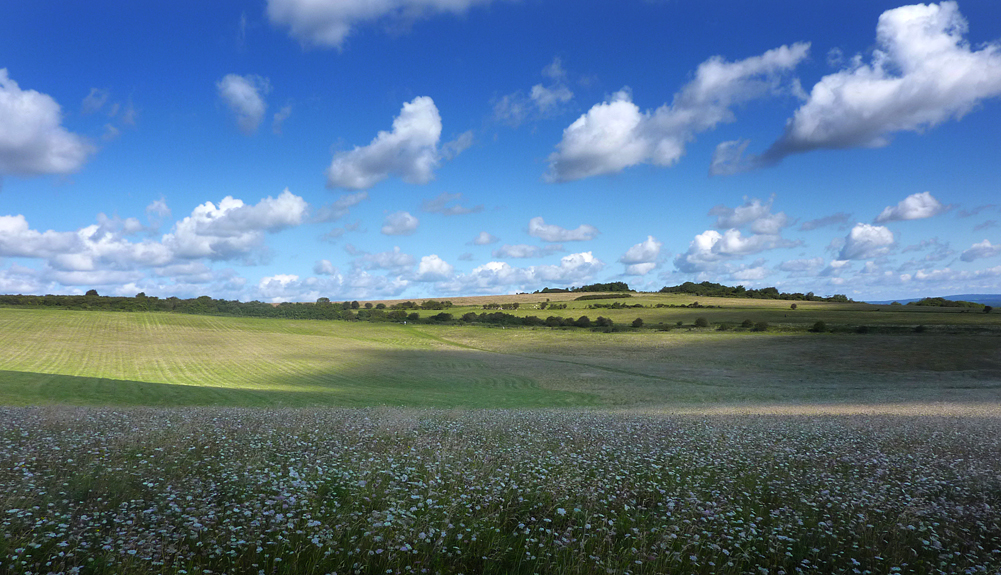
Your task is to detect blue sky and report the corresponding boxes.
[1,0,1000,302]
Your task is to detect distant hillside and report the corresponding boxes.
[868,294,1001,306]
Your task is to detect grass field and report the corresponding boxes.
[1,306,1000,408]
[2,302,1001,574]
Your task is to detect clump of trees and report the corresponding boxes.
[537,282,631,294]
[660,281,852,303]
[909,297,985,309]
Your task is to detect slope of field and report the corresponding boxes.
[1,306,1000,408]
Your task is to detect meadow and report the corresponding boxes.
[1,296,1001,574]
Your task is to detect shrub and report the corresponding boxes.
[717,322,731,331]
[914,324,926,333]
[986,306,994,314]
[676,320,683,327]
[790,303,797,310]
[752,321,769,332]
[595,316,613,328]
[632,318,644,328]
[811,320,826,333]
[574,316,592,328]
[855,325,870,334]
[741,319,754,328]
[694,317,709,328]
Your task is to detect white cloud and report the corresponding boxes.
[875,191,949,222]
[779,257,825,273]
[381,211,419,235]
[493,244,541,259]
[415,254,454,282]
[0,68,95,176]
[267,0,496,49]
[495,57,574,126]
[838,223,895,260]
[217,74,270,135]
[527,216,598,242]
[799,212,851,231]
[355,246,415,272]
[759,2,1001,166]
[674,229,797,274]
[81,88,109,114]
[421,192,483,215]
[444,251,604,293]
[327,97,458,190]
[314,259,338,275]
[314,191,369,222]
[257,274,303,302]
[272,104,292,135]
[709,196,791,234]
[960,239,1001,262]
[620,235,662,275]
[546,43,809,181]
[163,189,307,260]
[472,231,499,245]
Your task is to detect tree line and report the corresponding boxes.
[659,281,852,302]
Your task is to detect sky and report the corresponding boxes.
[1,0,1000,303]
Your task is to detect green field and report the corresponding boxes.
[1,300,999,408]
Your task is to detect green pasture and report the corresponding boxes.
[1,305,1000,408]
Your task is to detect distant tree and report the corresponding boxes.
[407,312,420,323]
[811,320,826,333]
[575,315,591,328]
[545,316,563,328]
[717,322,731,331]
[694,317,709,328]
[364,302,373,309]
[855,325,870,334]
[375,303,386,309]
[595,316,613,328]
[915,324,926,333]
[316,297,330,305]
[741,319,754,328]
[752,321,769,332]
[632,317,643,328]
[351,301,360,309]
[676,320,683,327]
[790,303,797,310]
[85,289,99,297]
[985,306,993,314]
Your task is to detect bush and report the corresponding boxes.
[694,317,709,328]
[741,319,754,328]
[914,324,926,333]
[717,322,731,331]
[811,320,826,333]
[790,303,797,310]
[855,325,870,334]
[676,320,683,327]
[752,321,769,332]
[632,318,644,328]
[595,316,613,328]
[574,316,591,328]
[986,306,994,314]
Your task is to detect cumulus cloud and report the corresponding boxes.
[217,74,271,135]
[546,43,809,181]
[472,231,499,245]
[421,192,483,215]
[674,229,798,274]
[314,259,337,275]
[838,223,895,260]
[779,256,825,273]
[355,246,415,272]
[328,97,469,190]
[494,57,574,126]
[444,251,604,293]
[0,68,96,176]
[875,191,949,223]
[720,2,1001,172]
[528,217,599,242]
[961,239,1001,262]
[415,254,454,282]
[267,0,496,49]
[381,211,419,235]
[163,189,308,260]
[709,196,791,234]
[799,212,851,231]
[619,235,662,276]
